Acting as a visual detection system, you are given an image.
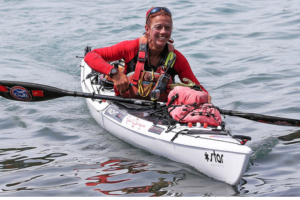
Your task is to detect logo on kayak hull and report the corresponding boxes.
[105,106,127,123]
[10,86,32,101]
[205,150,224,166]
[125,116,146,130]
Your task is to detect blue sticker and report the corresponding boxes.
[10,86,32,101]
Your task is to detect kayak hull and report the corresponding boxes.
[80,59,252,185]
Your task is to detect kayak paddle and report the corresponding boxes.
[1,80,300,127]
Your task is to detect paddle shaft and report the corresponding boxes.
[1,80,300,127]
[219,109,300,127]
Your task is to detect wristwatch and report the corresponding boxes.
[109,68,118,78]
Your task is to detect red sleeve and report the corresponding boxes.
[84,38,139,75]
[173,50,209,94]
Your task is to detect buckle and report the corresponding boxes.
[137,51,147,62]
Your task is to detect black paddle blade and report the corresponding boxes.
[220,109,300,127]
[0,80,71,102]
[0,80,159,105]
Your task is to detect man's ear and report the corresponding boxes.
[145,24,149,32]
[144,25,150,37]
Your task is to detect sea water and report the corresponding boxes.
[0,0,300,197]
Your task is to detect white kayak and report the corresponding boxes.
[80,57,252,186]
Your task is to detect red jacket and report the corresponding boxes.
[84,38,208,94]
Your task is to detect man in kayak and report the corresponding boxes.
[84,7,211,103]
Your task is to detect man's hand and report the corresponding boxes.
[208,95,212,104]
[111,72,129,93]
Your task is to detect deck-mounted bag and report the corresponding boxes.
[167,86,222,126]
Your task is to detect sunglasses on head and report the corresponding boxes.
[146,7,172,23]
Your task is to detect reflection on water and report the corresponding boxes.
[94,178,173,197]
[239,131,300,196]
[0,147,71,195]
[0,147,67,171]
[74,159,183,197]
[278,130,300,145]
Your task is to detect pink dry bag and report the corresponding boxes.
[167,86,222,127]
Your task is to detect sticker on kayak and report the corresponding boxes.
[10,86,32,101]
[205,150,224,167]
[105,106,127,123]
[148,125,164,135]
[125,116,146,130]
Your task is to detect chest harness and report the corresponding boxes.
[123,36,176,102]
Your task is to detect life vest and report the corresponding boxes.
[121,36,176,102]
